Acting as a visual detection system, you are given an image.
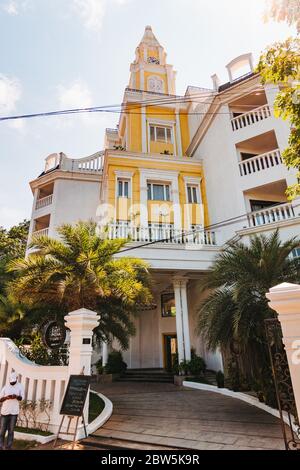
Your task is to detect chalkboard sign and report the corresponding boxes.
[60,375,91,417]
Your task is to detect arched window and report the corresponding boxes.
[147,76,164,93]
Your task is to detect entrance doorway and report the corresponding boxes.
[163,334,177,372]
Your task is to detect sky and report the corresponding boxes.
[0,0,296,229]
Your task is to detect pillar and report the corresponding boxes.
[266,282,300,420]
[102,341,109,367]
[173,277,191,366]
[65,308,100,376]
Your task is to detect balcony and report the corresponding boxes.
[247,202,295,228]
[33,228,49,237]
[239,149,282,177]
[231,104,271,131]
[35,194,53,210]
[102,224,217,246]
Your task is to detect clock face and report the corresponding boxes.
[148,56,160,65]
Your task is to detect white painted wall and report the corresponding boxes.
[49,178,100,236]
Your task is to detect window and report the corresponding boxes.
[117,179,130,198]
[291,247,300,259]
[150,125,172,143]
[147,183,171,201]
[187,185,199,204]
[161,293,176,318]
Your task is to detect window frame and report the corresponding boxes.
[117,178,130,198]
[149,125,173,144]
[187,185,199,204]
[147,182,171,201]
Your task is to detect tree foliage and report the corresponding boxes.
[197,231,300,352]
[8,221,152,349]
[257,37,300,199]
[264,0,300,32]
[0,220,29,292]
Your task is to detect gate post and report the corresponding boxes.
[64,308,100,435]
[266,282,300,419]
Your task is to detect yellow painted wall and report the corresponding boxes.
[127,107,142,153]
[147,48,159,60]
[106,156,209,227]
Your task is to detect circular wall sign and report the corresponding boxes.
[43,321,66,349]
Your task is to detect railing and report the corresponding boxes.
[231,104,271,131]
[239,149,282,176]
[248,202,295,227]
[33,228,49,237]
[60,151,104,174]
[0,338,68,434]
[102,224,217,246]
[35,194,53,210]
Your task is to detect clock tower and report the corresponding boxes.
[128,25,177,95]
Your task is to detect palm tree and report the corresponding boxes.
[8,221,152,349]
[197,230,300,398]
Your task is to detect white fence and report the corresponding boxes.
[0,338,68,434]
[231,104,271,131]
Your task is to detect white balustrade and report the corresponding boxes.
[33,228,49,237]
[60,152,104,173]
[248,202,295,227]
[239,149,282,177]
[231,104,271,131]
[35,194,53,210]
[103,224,217,246]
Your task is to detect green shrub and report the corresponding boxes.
[188,355,206,376]
[216,370,225,388]
[95,359,104,375]
[105,350,127,374]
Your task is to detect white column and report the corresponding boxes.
[102,341,108,367]
[172,176,182,231]
[180,279,191,361]
[173,277,191,365]
[175,109,183,157]
[173,279,185,364]
[139,172,149,228]
[266,283,300,420]
[141,106,147,153]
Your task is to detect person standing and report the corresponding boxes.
[0,372,24,450]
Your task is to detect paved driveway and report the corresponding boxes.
[92,382,286,450]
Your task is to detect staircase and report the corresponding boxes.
[117,368,174,383]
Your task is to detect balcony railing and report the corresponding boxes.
[102,224,217,246]
[33,228,49,237]
[231,104,271,131]
[247,202,295,228]
[239,149,282,177]
[35,194,53,210]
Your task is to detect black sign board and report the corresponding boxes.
[60,375,91,417]
[43,321,66,349]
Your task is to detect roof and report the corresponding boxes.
[218,72,256,93]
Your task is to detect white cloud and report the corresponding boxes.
[2,0,31,15]
[72,0,106,31]
[0,74,22,113]
[56,79,106,128]
[72,0,130,31]
[58,79,92,109]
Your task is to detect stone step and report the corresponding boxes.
[83,436,180,450]
[117,376,174,383]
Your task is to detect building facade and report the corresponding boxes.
[27,27,300,372]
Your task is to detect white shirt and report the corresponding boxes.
[0,382,24,416]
